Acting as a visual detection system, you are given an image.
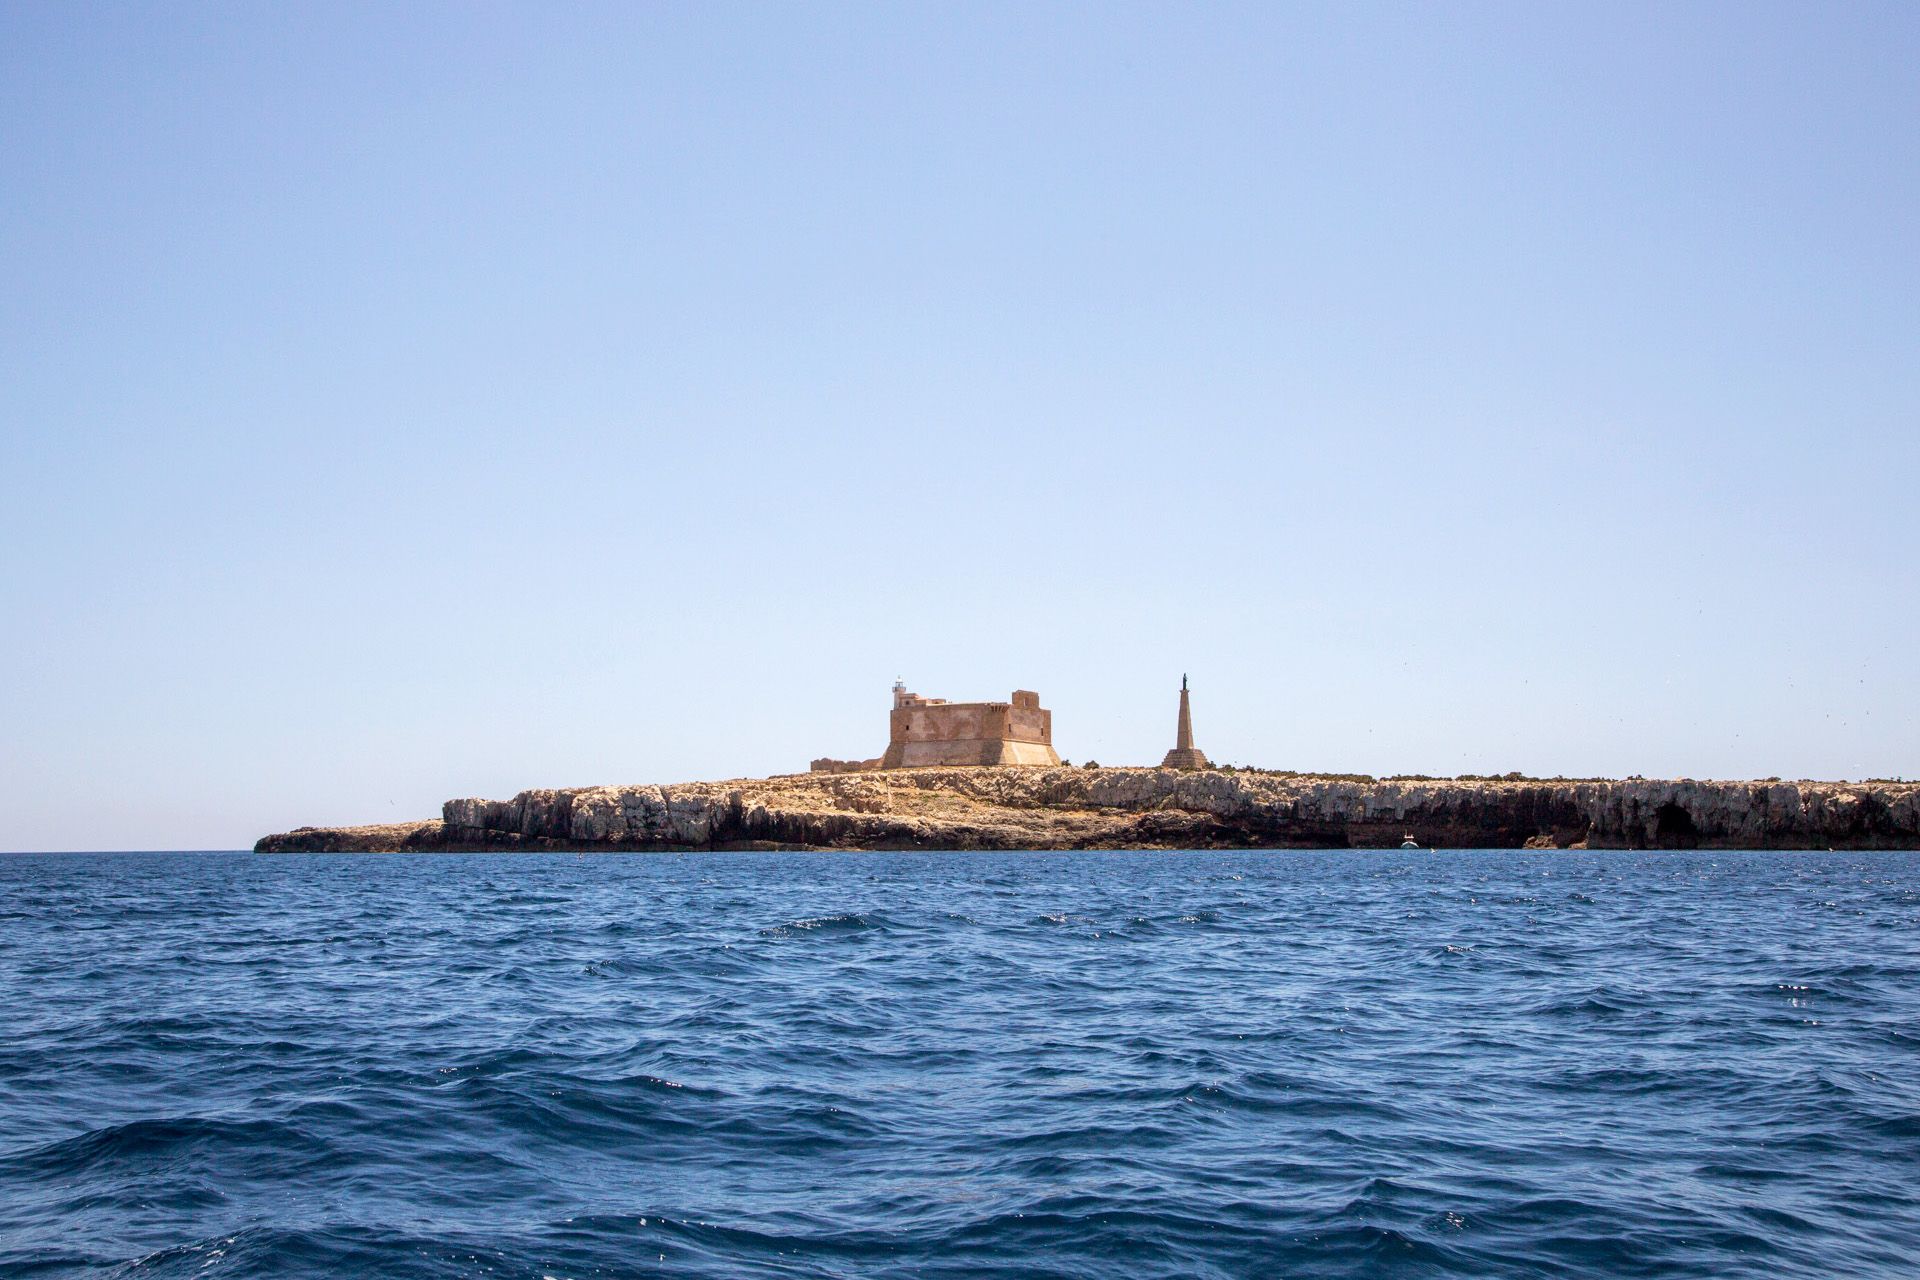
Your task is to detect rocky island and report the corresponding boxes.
[257,681,1918,852]
[256,767,1920,852]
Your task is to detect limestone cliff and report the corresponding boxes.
[255,769,1920,852]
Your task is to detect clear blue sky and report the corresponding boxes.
[3,2,1915,850]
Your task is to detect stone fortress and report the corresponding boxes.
[883,682,1060,768]
[811,677,1206,774]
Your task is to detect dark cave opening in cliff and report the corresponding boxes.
[1654,803,1701,849]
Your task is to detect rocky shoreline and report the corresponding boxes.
[255,768,1920,852]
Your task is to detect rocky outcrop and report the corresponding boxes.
[254,769,1920,852]
[254,820,447,852]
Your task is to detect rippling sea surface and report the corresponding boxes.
[3,850,1918,1278]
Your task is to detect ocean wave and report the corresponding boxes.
[3,1116,332,1181]
[2,849,1918,1278]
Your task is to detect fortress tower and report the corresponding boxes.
[1159,674,1212,770]
[879,683,1061,768]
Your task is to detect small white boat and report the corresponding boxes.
[1400,834,1421,850]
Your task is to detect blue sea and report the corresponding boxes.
[2,850,1917,1279]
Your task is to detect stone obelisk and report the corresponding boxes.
[1160,674,1212,770]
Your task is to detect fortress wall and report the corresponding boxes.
[891,738,1061,767]
[1007,705,1050,744]
[810,757,882,774]
[890,702,1051,747]
[891,702,1010,745]
[881,693,1060,769]
[996,740,1063,766]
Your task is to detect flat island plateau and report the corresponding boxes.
[257,682,1918,852]
[256,769,1920,853]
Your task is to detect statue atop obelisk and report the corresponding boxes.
[1160,674,1212,770]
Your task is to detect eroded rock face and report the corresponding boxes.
[254,770,1920,852]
